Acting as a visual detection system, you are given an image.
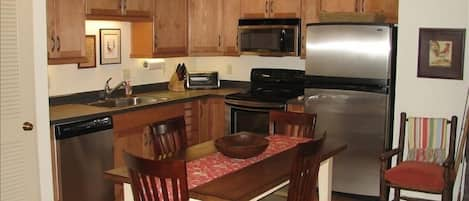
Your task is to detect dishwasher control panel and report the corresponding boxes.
[54,116,113,140]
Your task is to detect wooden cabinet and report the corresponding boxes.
[189,0,241,56]
[318,0,398,23]
[86,0,152,21]
[319,0,357,13]
[47,0,87,64]
[189,0,223,55]
[222,0,241,56]
[131,0,188,58]
[197,97,226,142]
[362,0,398,23]
[300,0,320,58]
[240,0,301,19]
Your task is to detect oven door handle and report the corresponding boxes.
[228,105,282,113]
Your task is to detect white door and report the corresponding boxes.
[1,0,44,200]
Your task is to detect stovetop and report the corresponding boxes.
[226,68,305,103]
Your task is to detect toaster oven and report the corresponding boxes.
[186,71,220,89]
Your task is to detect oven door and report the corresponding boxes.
[225,99,285,135]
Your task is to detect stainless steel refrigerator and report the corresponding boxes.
[305,23,397,196]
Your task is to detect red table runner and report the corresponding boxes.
[187,135,310,189]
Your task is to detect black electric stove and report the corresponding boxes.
[225,68,305,134]
[226,68,305,104]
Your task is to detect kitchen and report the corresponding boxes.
[0,0,468,201]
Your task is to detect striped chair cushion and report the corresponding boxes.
[407,117,448,164]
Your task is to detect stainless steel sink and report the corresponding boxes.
[88,96,160,108]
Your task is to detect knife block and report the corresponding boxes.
[168,72,185,92]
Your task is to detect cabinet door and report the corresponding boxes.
[189,0,223,56]
[48,0,86,64]
[47,0,57,58]
[320,0,358,12]
[300,0,319,58]
[125,0,153,16]
[154,0,188,57]
[270,0,301,18]
[362,0,398,23]
[86,0,121,15]
[240,0,268,18]
[223,0,240,56]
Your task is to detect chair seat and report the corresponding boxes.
[384,161,444,193]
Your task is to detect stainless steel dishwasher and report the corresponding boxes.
[52,116,114,201]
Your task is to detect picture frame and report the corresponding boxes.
[78,35,97,68]
[99,29,121,65]
[417,28,466,80]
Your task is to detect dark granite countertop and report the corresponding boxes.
[49,88,244,125]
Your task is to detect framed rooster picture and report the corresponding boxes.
[99,29,121,65]
[418,28,465,80]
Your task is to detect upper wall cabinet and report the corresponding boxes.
[300,0,319,58]
[240,0,301,19]
[47,0,87,64]
[319,0,398,23]
[189,0,224,56]
[86,0,153,21]
[131,0,188,58]
[222,0,240,56]
[189,0,240,56]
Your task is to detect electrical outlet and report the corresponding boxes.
[226,64,232,75]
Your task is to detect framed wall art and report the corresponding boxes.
[78,35,96,68]
[99,29,121,65]
[417,28,466,80]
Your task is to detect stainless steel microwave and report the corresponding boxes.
[238,18,300,56]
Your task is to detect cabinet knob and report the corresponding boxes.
[22,122,34,131]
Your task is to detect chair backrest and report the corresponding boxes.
[269,111,317,138]
[397,112,457,164]
[287,134,325,201]
[124,152,189,201]
[148,116,187,158]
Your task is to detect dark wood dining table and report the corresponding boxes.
[104,135,347,201]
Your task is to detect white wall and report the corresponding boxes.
[394,0,469,200]
[47,21,304,96]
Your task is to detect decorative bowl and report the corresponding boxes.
[214,132,269,159]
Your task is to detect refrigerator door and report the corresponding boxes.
[305,88,389,196]
[306,24,392,80]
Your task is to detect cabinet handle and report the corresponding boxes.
[218,35,221,47]
[56,36,60,51]
[154,34,158,49]
[265,0,268,14]
[236,34,238,49]
[270,0,273,14]
[51,36,55,52]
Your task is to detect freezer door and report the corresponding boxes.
[306,24,392,80]
[305,88,389,196]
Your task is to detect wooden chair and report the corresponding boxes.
[123,152,189,201]
[269,111,317,138]
[261,134,325,201]
[286,134,325,201]
[380,112,458,201]
[147,116,187,158]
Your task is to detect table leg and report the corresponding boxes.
[318,157,334,201]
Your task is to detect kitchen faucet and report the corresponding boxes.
[104,77,130,99]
